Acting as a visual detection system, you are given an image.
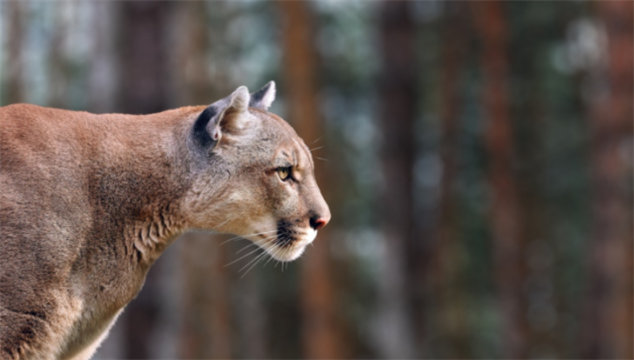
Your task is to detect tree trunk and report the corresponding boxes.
[473,1,526,358]
[4,1,24,105]
[376,1,417,358]
[170,1,215,107]
[180,233,232,359]
[434,2,469,357]
[277,2,340,358]
[583,1,633,358]
[235,265,266,359]
[88,1,117,113]
[116,2,172,115]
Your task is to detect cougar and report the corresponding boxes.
[0,82,331,360]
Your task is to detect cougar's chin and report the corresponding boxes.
[257,227,317,262]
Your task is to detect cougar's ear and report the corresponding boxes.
[192,86,250,150]
[249,81,276,111]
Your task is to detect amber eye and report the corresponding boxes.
[277,167,292,181]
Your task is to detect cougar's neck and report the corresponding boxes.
[91,108,202,266]
[126,203,186,265]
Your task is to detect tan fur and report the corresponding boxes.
[0,85,329,359]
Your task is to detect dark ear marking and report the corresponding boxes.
[249,81,276,111]
[192,106,218,148]
[191,86,251,152]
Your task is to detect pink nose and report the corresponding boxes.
[311,217,328,230]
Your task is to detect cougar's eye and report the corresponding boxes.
[277,167,292,181]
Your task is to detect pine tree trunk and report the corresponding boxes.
[473,1,526,357]
[376,1,417,357]
[235,266,266,359]
[88,1,117,113]
[116,2,172,115]
[4,1,24,105]
[277,2,340,358]
[434,2,469,357]
[179,233,232,359]
[583,1,633,358]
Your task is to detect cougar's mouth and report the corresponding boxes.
[254,219,317,261]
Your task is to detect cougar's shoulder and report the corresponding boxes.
[0,103,196,359]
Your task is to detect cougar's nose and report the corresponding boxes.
[309,212,331,230]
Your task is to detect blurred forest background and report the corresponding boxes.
[0,1,632,359]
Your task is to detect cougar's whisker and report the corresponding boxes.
[283,246,293,272]
[213,217,233,229]
[234,234,278,254]
[262,251,276,269]
[238,249,267,274]
[274,235,291,268]
[310,136,323,145]
[219,234,247,246]
[263,243,282,268]
[238,237,278,275]
[224,235,277,267]
[219,230,277,246]
[266,243,286,269]
[239,248,271,278]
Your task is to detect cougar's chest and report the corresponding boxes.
[60,265,147,358]
[59,304,124,360]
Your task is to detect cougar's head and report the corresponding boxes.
[185,82,330,261]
